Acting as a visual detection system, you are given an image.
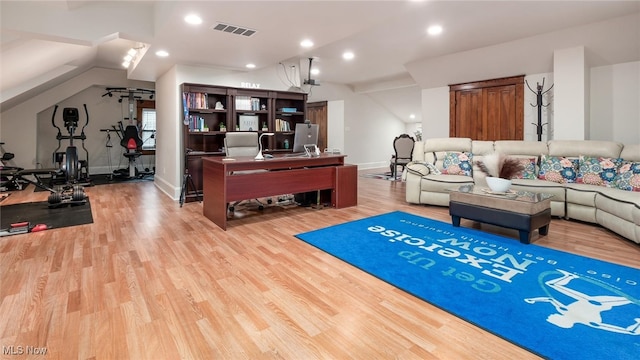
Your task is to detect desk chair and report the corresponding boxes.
[389,134,415,179]
[224,132,272,212]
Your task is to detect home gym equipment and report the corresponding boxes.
[0,222,48,237]
[0,142,25,191]
[51,104,90,184]
[102,87,155,179]
[0,141,87,208]
[99,128,115,181]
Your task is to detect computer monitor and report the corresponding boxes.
[292,123,319,153]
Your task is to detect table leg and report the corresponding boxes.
[539,224,549,236]
[518,230,531,244]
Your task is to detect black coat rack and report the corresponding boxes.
[526,78,553,141]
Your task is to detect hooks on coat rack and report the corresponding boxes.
[526,78,553,141]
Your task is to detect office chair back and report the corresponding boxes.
[224,132,259,157]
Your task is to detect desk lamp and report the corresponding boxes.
[255,132,275,160]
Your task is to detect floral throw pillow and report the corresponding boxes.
[513,158,537,180]
[614,161,640,192]
[577,156,622,187]
[538,155,579,183]
[441,152,473,177]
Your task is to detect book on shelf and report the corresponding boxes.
[235,96,263,111]
[275,118,291,132]
[187,115,207,131]
[185,92,209,109]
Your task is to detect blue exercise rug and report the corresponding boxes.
[295,211,640,359]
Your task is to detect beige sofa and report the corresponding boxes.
[405,138,640,244]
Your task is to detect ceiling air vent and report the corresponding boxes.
[212,22,257,37]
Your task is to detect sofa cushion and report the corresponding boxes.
[538,155,579,183]
[576,156,622,187]
[595,187,640,223]
[424,138,472,164]
[494,140,549,158]
[620,144,640,161]
[420,174,474,192]
[565,184,602,207]
[548,140,623,158]
[614,161,640,192]
[510,179,567,202]
[441,152,473,176]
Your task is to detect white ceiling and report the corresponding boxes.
[1,0,639,122]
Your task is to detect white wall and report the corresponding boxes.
[553,46,587,140]
[421,87,449,138]
[308,82,405,169]
[327,100,344,153]
[153,66,181,199]
[590,61,640,144]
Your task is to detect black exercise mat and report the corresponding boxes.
[0,200,93,232]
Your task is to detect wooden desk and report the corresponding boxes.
[202,154,357,230]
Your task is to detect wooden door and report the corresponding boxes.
[450,75,524,141]
[483,85,517,140]
[453,89,482,139]
[307,101,328,151]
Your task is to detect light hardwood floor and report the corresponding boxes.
[1,172,638,359]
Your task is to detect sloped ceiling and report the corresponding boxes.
[1,0,639,122]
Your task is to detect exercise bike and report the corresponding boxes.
[51,104,90,185]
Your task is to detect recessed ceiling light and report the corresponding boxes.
[427,25,443,36]
[184,14,203,25]
[310,68,320,76]
[342,51,355,60]
[246,63,256,69]
[300,39,314,48]
[409,114,416,119]
[155,50,169,57]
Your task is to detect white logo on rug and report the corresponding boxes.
[525,270,640,335]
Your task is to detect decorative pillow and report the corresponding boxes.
[577,156,622,187]
[538,155,579,183]
[614,161,640,192]
[441,152,473,177]
[513,158,537,180]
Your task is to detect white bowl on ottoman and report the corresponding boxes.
[485,177,512,193]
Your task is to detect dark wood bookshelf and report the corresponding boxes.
[181,83,308,201]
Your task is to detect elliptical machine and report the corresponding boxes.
[51,104,90,185]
